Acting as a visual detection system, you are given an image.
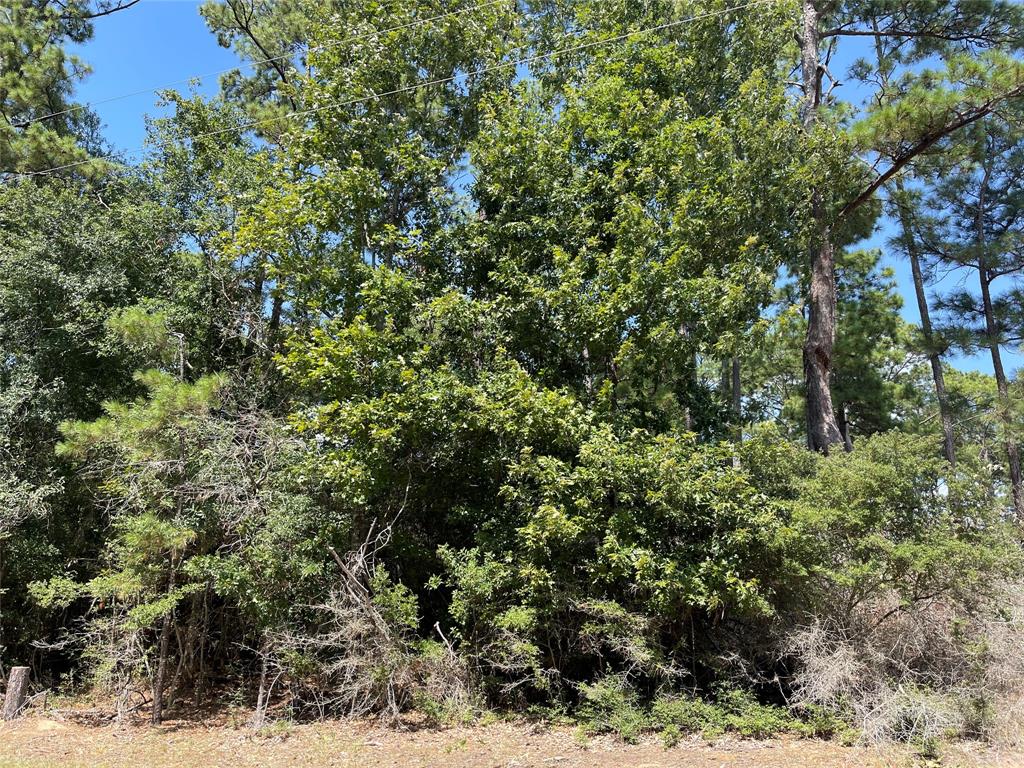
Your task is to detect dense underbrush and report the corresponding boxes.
[11,411,1024,751]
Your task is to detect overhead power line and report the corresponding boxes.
[13,0,775,179]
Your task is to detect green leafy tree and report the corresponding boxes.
[0,0,183,663]
[0,176,178,661]
[256,0,809,702]
[143,93,286,368]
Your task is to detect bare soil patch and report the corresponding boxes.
[0,715,1020,767]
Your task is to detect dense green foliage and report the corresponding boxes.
[2,0,1024,745]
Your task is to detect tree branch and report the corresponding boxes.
[822,26,1011,43]
[839,84,1024,220]
[226,0,298,112]
[67,0,142,21]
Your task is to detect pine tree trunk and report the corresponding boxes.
[892,183,956,466]
[979,263,1023,518]
[975,172,1023,518]
[803,230,844,453]
[801,0,844,454]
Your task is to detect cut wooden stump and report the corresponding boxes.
[3,666,29,720]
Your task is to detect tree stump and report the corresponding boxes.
[3,666,29,720]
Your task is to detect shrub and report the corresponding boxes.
[263,547,473,723]
[787,584,1024,746]
[785,432,1024,746]
[578,676,809,744]
[577,675,648,744]
[651,686,802,740]
[441,427,803,705]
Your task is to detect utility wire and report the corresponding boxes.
[12,0,775,179]
[18,0,514,128]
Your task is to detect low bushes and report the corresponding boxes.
[576,675,841,744]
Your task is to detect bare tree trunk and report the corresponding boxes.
[979,261,1023,517]
[166,590,203,712]
[803,228,844,453]
[246,264,266,359]
[151,556,177,726]
[0,541,5,660]
[252,635,272,730]
[892,182,956,466]
[731,357,741,426]
[837,403,853,452]
[3,666,29,720]
[801,0,844,453]
[975,171,1023,518]
[981,286,1022,516]
[269,293,283,337]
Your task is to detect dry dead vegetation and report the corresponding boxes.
[2,715,1021,768]
[786,583,1024,749]
[8,591,1024,768]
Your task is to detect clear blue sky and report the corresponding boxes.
[69,1,235,152]
[70,1,1018,377]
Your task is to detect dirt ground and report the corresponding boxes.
[1,715,1022,768]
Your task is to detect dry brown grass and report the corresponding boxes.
[0,714,999,768]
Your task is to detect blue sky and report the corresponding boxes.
[69,1,1018,376]
[69,1,235,153]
